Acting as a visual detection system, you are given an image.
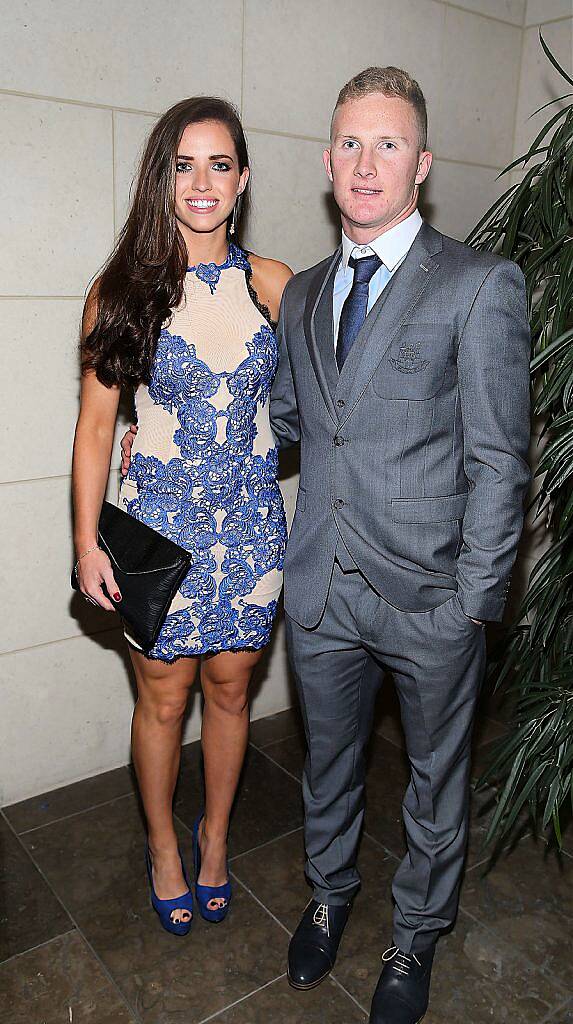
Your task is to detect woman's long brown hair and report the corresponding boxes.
[81,97,250,389]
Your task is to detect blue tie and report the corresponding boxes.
[336,253,383,371]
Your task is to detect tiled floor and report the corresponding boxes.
[2,688,572,1024]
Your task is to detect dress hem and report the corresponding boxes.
[124,634,272,664]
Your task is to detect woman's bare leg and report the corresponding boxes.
[129,647,199,922]
[198,648,263,898]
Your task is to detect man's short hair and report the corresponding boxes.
[331,66,428,150]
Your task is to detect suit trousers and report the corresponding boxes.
[285,559,487,954]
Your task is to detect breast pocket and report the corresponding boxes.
[372,323,452,400]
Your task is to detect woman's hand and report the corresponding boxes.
[75,547,122,612]
[120,424,138,476]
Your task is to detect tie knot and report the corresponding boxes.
[349,253,382,285]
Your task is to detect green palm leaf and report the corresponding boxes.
[469,33,573,851]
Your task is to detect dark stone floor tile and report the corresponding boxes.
[472,714,507,749]
[19,795,192,979]
[3,765,136,834]
[373,680,405,750]
[363,736,521,871]
[232,824,568,1022]
[546,999,573,1022]
[19,795,289,1021]
[327,843,397,1003]
[544,806,573,858]
[214,975,368,1022]
[373,678,508,753]
[261,732,306,781]
[471,737,504,784]
[232,827,395,971]
[0,815,72,962]
[423,913,565,1024]
[20,795,152,921]
[249,707,304,748]
[0,930,136,1023]
[175,743,303,858]
[461,836,573,991]
[231,829,311,933]
[479,682,516,725]
[470,783,536,876]
[362,735,411,857]
[116,885,289,1023]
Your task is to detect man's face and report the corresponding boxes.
[324,93,432,242]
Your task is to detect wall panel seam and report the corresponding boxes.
[244,125,507,171]
[0,473,73,485]
[511,7,529,160]
[240,0,246,118]
[445,1,527,28]
[0,88,161,117]
[0,626,125,660]
[0,295,84,300]
[0,470,121,485]
[526,15,573,28]
[112,109,117,238]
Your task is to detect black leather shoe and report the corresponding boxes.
[369,944,435,1023]
[287,900,351,989]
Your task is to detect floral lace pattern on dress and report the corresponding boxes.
[123,256,286,660]
[186,242,251,294]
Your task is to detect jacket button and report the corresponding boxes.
[333,498,345,510]
[334,436,345,446]
[337,399,345,408]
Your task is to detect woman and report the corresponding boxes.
[72,96,292,935]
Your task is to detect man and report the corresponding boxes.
[121,67,531,1023]
[270,67,530,1023]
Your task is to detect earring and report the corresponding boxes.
[229,192,243,236]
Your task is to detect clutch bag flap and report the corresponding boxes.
[97,500,190,576]
[71,501,191,652]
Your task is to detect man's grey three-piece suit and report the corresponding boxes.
[270,221,531,953]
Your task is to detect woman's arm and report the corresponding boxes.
[249,254,293,324]
[71,283,122,610]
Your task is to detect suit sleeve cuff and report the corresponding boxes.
[457,590,508,623]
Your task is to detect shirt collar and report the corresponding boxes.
[341,209,423,272]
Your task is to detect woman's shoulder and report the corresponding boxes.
[246,252,293,321]
[248,252,293,283]
[82,276,102,338]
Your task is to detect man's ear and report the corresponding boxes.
[415,150,432,186]
[323,148,333,182]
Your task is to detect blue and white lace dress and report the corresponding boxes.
[118,244,287,661]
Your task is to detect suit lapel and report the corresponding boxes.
[336,223,444,422]
[303,247,341,424]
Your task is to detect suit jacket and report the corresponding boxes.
[270,221,531,629]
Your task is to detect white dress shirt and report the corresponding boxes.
[332,208,423,347]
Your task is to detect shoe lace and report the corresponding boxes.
[312,903,330,936]
[382,945,421,977]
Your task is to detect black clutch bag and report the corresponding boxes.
[71,500,192,653]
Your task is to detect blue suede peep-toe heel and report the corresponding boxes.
[145,843,194,936]
[192,814,232,923]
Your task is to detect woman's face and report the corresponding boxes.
[174,120,249,241]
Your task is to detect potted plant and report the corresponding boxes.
[467,35,573,849]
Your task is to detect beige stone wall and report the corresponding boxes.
[2,0,569,803]
[507,0,573,618]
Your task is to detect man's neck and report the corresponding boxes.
[342,202,420,247]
